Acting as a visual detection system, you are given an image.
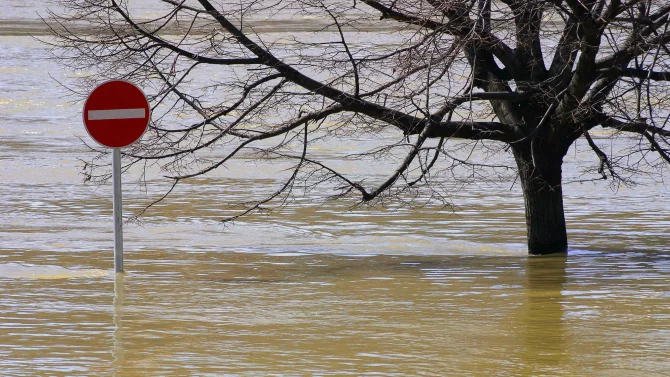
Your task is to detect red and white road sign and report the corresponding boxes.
[83,80,150,148]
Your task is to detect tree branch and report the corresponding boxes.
[361,0,519,77]
[599,116,670,138]
[167,104,345,179]
[597,67,670,81]
[111,0,261,65]
[582,128,622,180]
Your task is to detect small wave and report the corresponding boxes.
[0,263,110,279]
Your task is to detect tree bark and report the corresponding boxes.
[513,145,568,255]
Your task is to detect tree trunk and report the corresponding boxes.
[513,146,568,255]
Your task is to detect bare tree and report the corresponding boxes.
[46,0,670,254]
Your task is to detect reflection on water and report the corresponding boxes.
[1,251,670,376]
[520,256,568,375]
[112,274,125,375]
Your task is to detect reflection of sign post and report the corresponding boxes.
[83,80,150,273]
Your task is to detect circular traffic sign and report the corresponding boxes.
[83,80,150,148]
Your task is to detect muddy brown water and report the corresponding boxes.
[1,9,670,376]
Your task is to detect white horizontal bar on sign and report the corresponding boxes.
[88,108,145,120]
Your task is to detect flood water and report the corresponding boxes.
[2,3,670,376]
[2,251,670,376]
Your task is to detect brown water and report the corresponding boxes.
[1,7,670,376]
[2,251,670,376]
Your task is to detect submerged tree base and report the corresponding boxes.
[528,245,569,256]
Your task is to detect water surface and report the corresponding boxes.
[2,251,670,376]
[1,6,669,376]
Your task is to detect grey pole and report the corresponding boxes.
[112,148,124,273]
[113,273,125,365]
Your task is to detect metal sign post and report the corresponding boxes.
[112,148,124,273]
[83,80,150,273]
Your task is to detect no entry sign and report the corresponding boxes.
[82,80,151,273]
[83,80,150,148]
